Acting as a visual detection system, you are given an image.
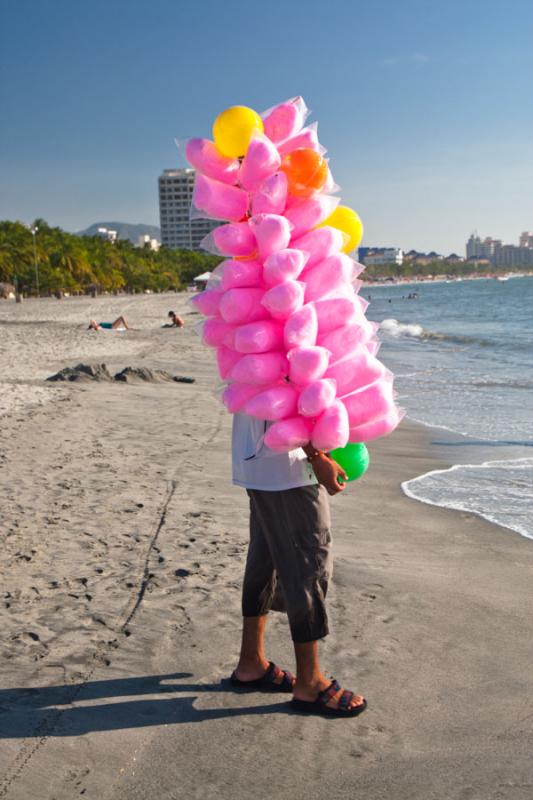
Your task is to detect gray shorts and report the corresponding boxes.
[242,485,332,643]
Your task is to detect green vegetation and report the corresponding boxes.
[361,259,533,281]
[2,219,532,296]
[0,219,220,295]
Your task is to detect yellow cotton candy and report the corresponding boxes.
[319,206,364,253]
[213,106,264,158]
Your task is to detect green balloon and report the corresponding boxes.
[330,442,369,482]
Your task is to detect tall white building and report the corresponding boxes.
[466,232,533,266]
[466,234,500,260]
[158,168,220,250]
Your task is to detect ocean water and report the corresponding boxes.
[364,276,533,540]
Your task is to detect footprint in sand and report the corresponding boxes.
[175,568,192,578]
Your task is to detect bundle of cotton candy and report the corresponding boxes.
[188,98,403,453]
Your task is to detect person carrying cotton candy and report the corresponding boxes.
[184,96,408,718]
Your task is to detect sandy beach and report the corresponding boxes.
[1,294,532,800]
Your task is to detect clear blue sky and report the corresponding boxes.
[1,0,532,254]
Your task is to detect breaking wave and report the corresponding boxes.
[379,318,484,345]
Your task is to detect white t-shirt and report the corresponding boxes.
[232,413,317,491]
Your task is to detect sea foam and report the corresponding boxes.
[402,458,533,540]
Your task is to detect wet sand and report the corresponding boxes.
[1,294,532,800]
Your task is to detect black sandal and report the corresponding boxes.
[230,661,295,693]
[291,679,367,717]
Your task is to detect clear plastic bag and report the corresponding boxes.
[261,96,310,143]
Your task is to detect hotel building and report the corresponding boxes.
[358,247,404,266]
[158,168,219,250]
[466,232,533,267]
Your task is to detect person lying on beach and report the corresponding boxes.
[164,310,185,328]
[230,414,367,718]
[88,316,130,331]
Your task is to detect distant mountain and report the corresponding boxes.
[76,222,161,244]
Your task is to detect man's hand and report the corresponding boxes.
[310,452,348,495]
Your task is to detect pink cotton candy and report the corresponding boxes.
[262,97,307,143]
[238,134,281,192]
[298,378,337,418]
[323,167,339,195]
[278,125,322,155]
[304,254,356,303]
[356,295,370,314]
[245,385,299,420]
[251,172,288,216]
[222,327,236,349]
[230,351,289,385]
[219,288,268,325]
[284,303,318,349]
[284,195,339,238]
[249,214,292,261]
[292,227,345,269]
[263,249,308,286]
[193,174,248,222]
[216,345,242,379]
[222,382,262,413]
[317,319,375,361]
[264,416,312,452]
[366,340,381,356]
[314,297,360,332]
[326,283,356,301]
[185,138,239,185]
[349,406,405,443]
[212,222,256,257]
[288,346,330,385]
[326,349,386,396]
[311,400,350,451]
[191,289,223,317]
[220,259,263,291]
[202,318,235,347]
[234,320,284,353]
[261,280,305,320]
[341,376,395,428]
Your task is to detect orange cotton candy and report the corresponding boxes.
[280,148,328,198]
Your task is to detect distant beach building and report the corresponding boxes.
[466,232,533,267]
[137,234,160,251]
[519,231,533,248]
[358,247,403,266]
[158,168,220,250]
[96,226,118,243]
[494,243,533,268]
[466,234,500,261]
[403,250,451,265]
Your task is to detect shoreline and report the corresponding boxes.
[361,272,533,288]
[400,416,533,541]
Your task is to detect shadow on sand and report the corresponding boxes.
[0,672,293,738]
